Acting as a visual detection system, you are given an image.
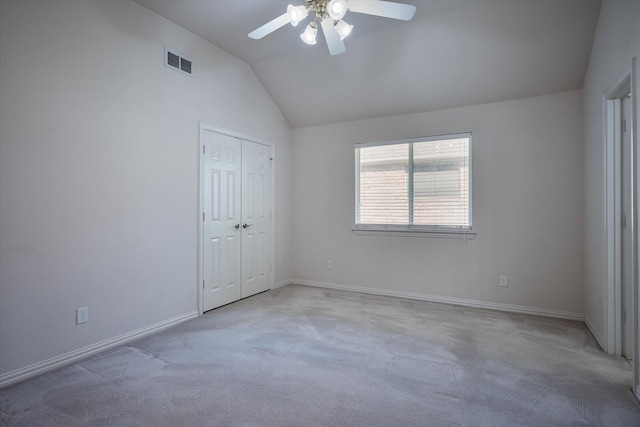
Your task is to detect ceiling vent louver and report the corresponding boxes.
[165,47,193,76]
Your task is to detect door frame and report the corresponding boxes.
[198,122,275,315]
[603,58,639,399]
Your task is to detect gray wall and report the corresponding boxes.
[0,0,292,378]
[291,91,584,316]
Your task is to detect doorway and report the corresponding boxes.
[604,58,638,399]
[199,124,273,313]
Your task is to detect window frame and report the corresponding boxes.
[354,133,475,239]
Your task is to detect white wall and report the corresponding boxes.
[0,0,292,378]
[292,91,584,316]
[583,0,640,348]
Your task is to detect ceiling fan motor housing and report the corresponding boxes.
[303,1,327,21]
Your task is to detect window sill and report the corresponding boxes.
[352,227,476,240]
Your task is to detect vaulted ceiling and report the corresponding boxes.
[134,0,601,128]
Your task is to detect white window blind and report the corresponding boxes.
[355,133,471,233]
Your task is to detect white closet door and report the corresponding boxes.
[202,130,242,312]
[241,140,272,298]
[200,127,273,312]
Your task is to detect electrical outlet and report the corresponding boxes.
[499,275,508,287]
[76,307,88,325]
[326,260,333,270]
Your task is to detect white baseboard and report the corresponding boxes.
[272,280,292,290]
[0,310,199,389]
[584,316,606,352]
[291,279,584,321]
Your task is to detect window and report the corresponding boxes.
[355,133,472,237]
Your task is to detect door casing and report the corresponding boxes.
[603,58,639,400]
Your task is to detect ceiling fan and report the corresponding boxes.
[248,0,416,56]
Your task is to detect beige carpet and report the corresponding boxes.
[1,284,639,426]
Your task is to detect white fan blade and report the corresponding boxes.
[321,18,346,55]
[248,13,290,39]
[348,0,416,21]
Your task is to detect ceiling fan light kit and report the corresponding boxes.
[328,0,347,20]
[287,4,309,26]
[334,19,353,40]
[248,0,416,56]
[301,22,318,45]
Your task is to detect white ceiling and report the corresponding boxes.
[134,0,601,128]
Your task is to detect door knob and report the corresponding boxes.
[234,224,240,230]
[242,223,254,229]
